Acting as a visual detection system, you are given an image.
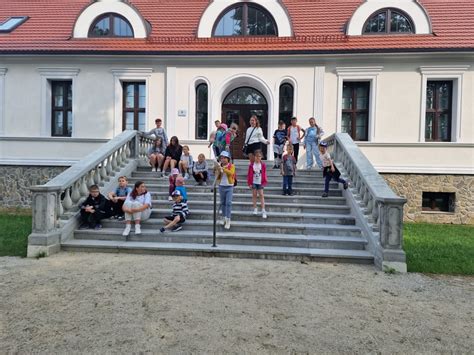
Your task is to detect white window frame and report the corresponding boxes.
[419,66,470,143]
[110,68,153,136]
[336,66,383,142]
[37,68,80,137]
[189,77,211,141]
[0,68,7,136]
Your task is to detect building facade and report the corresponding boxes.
[0,0,473,223]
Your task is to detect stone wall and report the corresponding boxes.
[381,174,474,225]
[0,166,68,208]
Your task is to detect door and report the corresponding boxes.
[221,87,268,159]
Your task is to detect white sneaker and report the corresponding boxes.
[135,224,141,235]
[184,173,189,180]
[151,167,155,172]
[168,196,173,201]
[262,210,267,219]
[224,218,231,230]
[253,208,258,215]
[122,224,131,236]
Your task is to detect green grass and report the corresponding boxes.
[0,212,31,257]
[404,223,474,275]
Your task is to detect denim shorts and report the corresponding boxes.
[252,184,264,190]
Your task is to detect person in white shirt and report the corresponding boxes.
[243,115,270,163]
[122,181,152,236]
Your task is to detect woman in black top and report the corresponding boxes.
[162,136,183,176]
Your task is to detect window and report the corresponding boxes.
[279,83,294,127]
[341,82,369,141]
[195,83,208,140]
[51,81,72,137]
[0,16,28,33]
[364,8,414,34]
[89,13,133,37]
[213,3,277,36]
[425,81,452,142]
[422,192,455,212]
[123,82,145,131]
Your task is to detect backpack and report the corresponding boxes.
[214,129,226,149]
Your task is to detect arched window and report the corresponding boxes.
[89,13,134,37]
[363,8,414,34]
[195,83,208,140]
[213,3,277,37]
[279,83,294,127]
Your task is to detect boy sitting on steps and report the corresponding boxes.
[159,190,189,233]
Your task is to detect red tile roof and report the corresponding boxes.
[0,0,473,55]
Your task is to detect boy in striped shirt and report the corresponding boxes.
[159,190,189,233]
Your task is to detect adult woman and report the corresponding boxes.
[122,181,152,236]
[243,115,269,162]
[147,137,165,174]
[162,136,183,176]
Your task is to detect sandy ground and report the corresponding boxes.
[0,253,473,354]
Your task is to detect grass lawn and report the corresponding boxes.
[0,210,31,258]
[404,222,474,275]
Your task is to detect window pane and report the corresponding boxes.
[214,7,243,36]
[196,84,208,139]
[341,113,352,135]
[114,16,133,37]
[248,6,276,36]
[67,111,72,136]
[125,112,134,130]
[364,12,386,33]
[138,112,146,131]
[425,112,434,140]
[390,11,412,33]
[438,113,450,141]
[356,86,369,109]
[67,84,72,108]
[342,85,353,110]
[53,111,63,135]
[91,17,110,36]
[53,85,64,107]
[426,83,435,110]
[138,84,146,109]
[279,84,293,113]
[356,113,368,141]
[125,84,135,108]
[438,83,451,110]
[224,87,266,105]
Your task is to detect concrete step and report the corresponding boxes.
[149,192,348,205]
[135,167,321,176]
[73,229,367,250]
[61,239,374,264]
[98,219,362,236]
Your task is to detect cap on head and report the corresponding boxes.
[171,168,180,175]
[171,190,181,197]
[219,123,228,131]
[319,141,328,147]
[219,151,230,159]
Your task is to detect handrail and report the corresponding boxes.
[212,174,218,248]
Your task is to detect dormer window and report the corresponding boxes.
[0,16,28,33]
[364,8,414,34]
[88,13,133,38]
[213,3,277,37]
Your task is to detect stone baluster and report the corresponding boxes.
[80,176,89,196]
[62,187,73,211]
[121,144,127,163]
[100,160,107,181]
[94,166,101,185]
[87,170,95,188]
[71,180,81,203]
[106,156,113,176]
[111,152,118,171]
[116,148,123,167]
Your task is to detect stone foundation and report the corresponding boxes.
[381,173,474,225]
[0,165,68,208]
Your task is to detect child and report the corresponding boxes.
[147,137,165,174]
[304,117,324,169]
[168,168,180,201]
[319,141,348,197]
[247,150,268,218]
[107,176,132,221]
[193,153,209,186]
[122,181,152,236]
[212,123,228,159]
[287,117,305,163]
[273,120,287,168]
[178,145,193,180]
[281,144,297,196]
[79,184,110,229]
[215,151,236,229]
[162,136,183,175]
[159,190,189,233]
[208,120,221,152]
[147,118,168,147]
[175,176,188,202]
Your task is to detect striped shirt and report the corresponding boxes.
[172,201,189,218]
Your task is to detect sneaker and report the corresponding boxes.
[172,225,183,232]
[122,224,131,236]
[151,167,155,172]
[202,181,207,186]
[224,218,231,230]
[117,215,125,221]
[94,224,102,230]
[288,191,294,196]
[282,191,287,196]
[252,208,258,215]
[168,196,173,201]
[262,210,267,219]
[343,182,349,190]
[159,227,166,233]
[135,224,141,235]
[184,173,189,180]
[322,192,328,198]
[79,223,89,230]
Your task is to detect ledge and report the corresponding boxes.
[0,136,109,143]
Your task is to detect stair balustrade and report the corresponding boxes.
[27,130,151,257]
[325,133,407,272]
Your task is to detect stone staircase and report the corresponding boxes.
[62,160,374,264]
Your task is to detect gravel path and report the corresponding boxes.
[0,253,473,354]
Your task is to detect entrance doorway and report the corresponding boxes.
[221,87,268,159]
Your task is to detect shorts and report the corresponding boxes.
[164,215,186,224]
[246,142,262,155]
[252,184,264,190]
[273,144,284,155]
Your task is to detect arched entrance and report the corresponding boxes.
[221,87,268,159]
